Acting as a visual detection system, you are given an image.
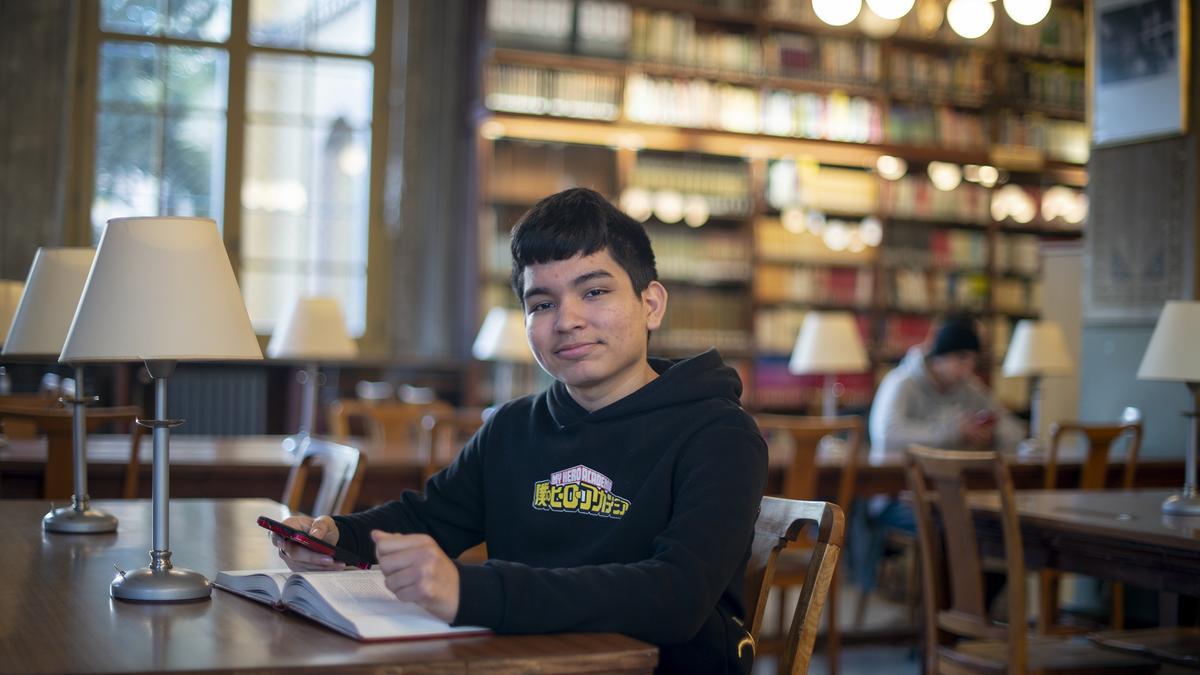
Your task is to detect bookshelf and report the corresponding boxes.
[476,0,1087,413]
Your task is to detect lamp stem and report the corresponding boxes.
[42,365,116,533]
[822,374,837,417]
[1030,374,1043,444]
[71,365,88,505]
[1163,382,1200,515]
[151,368,171,555]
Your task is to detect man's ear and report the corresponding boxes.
[642,280,668,331]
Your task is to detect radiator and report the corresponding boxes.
[167,366,268,436]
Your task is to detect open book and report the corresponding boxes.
[215,568,489,641]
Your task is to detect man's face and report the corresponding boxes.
[521,250,666,402]
[928,351,979,387]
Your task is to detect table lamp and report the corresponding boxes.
[0,279,24,394]
[1002,319,1074,454]
[472,307,533,404]
[1137,300,1200,515]
[3,248,114,533]
[61,216,262,601]
[267,296,358,454]
[788,311,869,416]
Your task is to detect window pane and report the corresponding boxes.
[249,0,375,55]
[242,52,371,336]
[101,0,230,42]
[98,41,162,108]
[166,0,231,42]
[94,41,228,240]
[166,45,229,110]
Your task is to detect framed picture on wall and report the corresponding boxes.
[1091,0,1190,146]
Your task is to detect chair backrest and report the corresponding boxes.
[745,496,845,675]
[282,438,367,517]
[0,394,62,439]
[416,408,487,484]
[1046,421,1142,490]
[328,398,452,456]
[754,414,864,509]
[906,445,1027,674]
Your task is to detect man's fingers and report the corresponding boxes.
[371,530,434,556]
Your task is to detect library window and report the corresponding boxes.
[91,0,378,337]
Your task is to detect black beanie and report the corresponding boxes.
[928,317,981,358]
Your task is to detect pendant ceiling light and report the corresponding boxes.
[1003,0,1051,26]
[813,0,862,26]
[865,0,915,20]
[947,0,995,39]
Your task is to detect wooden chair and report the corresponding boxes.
[282,438,367,517]
[328,398,452,457]
[416,408,487,484]
[0,393,61,439]
[905,444,1158,675]
[753,414,864,674]
[1040,421,1143,634]
[745,496,845,675]
[0,401,142,499]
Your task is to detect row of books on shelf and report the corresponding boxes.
[888,269,990,312]
[632,154,751,202]
[486,63,1090,161]
[755,266,874,307]
[490,140,617,201]
[655,328,753,354]
[889,48,988,100]
[755,219,876,266]
[766,32,883,85]
[994,278,1042,315]
[1004,60,1086,113]
[882,227,988,269]
[650,228,752,282]
[630,8,762,74]
[656,287,750,342]
[884,174,990,224]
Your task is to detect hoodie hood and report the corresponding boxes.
[545,349,743,429]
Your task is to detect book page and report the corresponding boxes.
[214,569,291,605]
[284,570,487,641]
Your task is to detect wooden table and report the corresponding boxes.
[0,498,657,674]
[969,489,1200,597]
[0,404,141,499]
[1,435,1186,508]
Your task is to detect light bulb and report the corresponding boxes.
[781,206,807,234]
[620,188,653,222]
[859,5,902,37]
[653,190,684,224]
[814,0,862,26]
[866,0,915,20]
[807,210,827,236]
[947,0,995,39]
[860,216,884,247]
[683,195,710,228]
[927,161,963,191]
[876,155,908,180]
[848,230,867,253]
[1003,0,1050,26]
[977,165,999,188]
[823,220,851,252]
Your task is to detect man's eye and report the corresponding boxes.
[529,302,553,313]
[584,288,609,298]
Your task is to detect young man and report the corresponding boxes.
[869,315,1023,456]
[273,187,768,674]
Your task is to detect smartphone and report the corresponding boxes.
[257,516,371,569]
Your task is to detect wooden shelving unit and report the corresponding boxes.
[475,0,1089,413]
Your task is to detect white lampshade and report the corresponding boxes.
[472,307,533,363]
[60,217,262,363]
[788,311,869,374]
[0,280,23,346]
[1002,320,1074,377]
[1138,301,1200,382]
[3,248,95,356]
[266,296,358,359]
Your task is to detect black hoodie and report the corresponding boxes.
[333,349,768,674]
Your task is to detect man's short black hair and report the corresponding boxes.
[928,314,981,358]
[509,187,658,302]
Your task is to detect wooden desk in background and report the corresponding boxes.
[0,435,1186,508]
[0,498,657,674]
[970,489,1200,597]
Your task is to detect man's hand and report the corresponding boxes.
[372,530,460,623]
[959,416,995,448]
[270,514,346,572]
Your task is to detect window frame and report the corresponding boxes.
[68,0,393,348]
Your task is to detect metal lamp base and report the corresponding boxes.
[111,562,212,602]
[1162,492,1200,516]
[43,503,118,534]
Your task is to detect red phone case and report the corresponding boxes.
[258,516,371,569]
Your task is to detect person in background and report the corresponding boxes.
[850,316,1023,601]
[869,315,1024,456]
[270,187,768,675]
